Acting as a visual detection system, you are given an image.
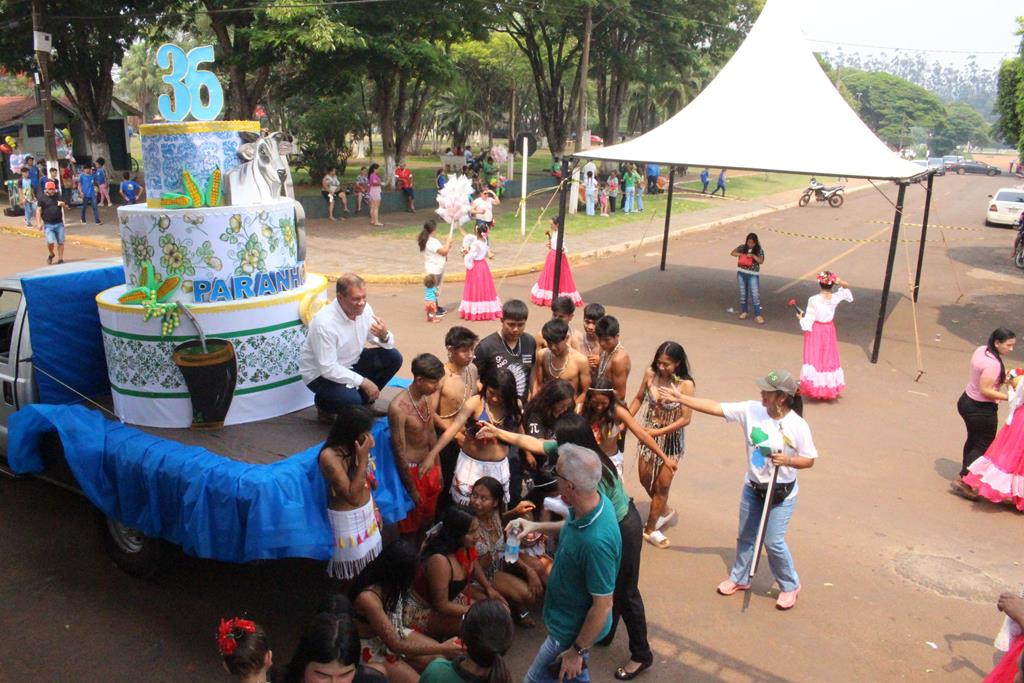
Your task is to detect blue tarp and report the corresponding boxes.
[7,399,414,563]
[21,266,124,404]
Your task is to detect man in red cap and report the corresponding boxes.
[35,180,68,264]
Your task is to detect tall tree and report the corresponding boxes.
[0,0,163,162]
[497,1,587,158]
[838,69,950,150]
[994,18,1024,154]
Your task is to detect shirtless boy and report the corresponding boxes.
[432,326,480,510]
[580,302,605,383]
[531,318,591,400]
[594,314,630,402]
[533,295,584,351]
[389,353,445,542]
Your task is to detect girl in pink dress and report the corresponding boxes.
[796,271,853,400]
[459,225,502,320]
[530,217,583,307]
[964,368,1024,510]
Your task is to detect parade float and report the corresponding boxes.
[96,44,326,428]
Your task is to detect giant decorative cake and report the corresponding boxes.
[96,120,324,428]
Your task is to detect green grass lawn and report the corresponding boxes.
[674,171,812,199]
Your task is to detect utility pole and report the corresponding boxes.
[574,3,592,153]
[31,0,58,169]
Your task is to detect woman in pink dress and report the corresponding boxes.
[530,217,583,307]
[459,225,502,320]
[796,271,853,400]
[964,368,1024,509]
[367,163,384,227]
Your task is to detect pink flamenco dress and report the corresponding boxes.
[531,230,583,307]
[798,286,853,399]
[459,235,502,320]
[964,371,1024,510]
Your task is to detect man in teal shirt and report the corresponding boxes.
[516,443,621,683]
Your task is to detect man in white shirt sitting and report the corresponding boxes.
[300,273,402,420]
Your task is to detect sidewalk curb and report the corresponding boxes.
[358,182,877,284]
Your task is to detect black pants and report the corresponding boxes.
[601,501,652,664]
[609,196,617,212]
[957,392,997,476]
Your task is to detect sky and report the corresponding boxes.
[796,0,1022,71]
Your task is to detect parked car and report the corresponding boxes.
[956,160,1001,176]
[986,187,1024,227]
[926,157,946,176]
[943,155,965,170]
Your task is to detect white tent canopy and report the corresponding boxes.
[575,0,926,182]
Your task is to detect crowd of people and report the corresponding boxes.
[278,272,827,682]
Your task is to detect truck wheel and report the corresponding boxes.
[96,512,163,578]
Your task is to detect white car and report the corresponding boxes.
[986,188,1024,227]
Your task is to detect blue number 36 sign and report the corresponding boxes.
[156,44,225,122]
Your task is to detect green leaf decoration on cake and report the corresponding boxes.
[117,261,184,337]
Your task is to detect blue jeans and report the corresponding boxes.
[23,200,36,227]
[525,635,590,683]
[636,188,644,211]
[43,222,65,244]
[80,194,100,223]
[585,191,596,216]
[729,484,799,591]
[624,187,635,213]
[306,347,403,412]
[736,271,762,316]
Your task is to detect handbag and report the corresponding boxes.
[737,253,754,268]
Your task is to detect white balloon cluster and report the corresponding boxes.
[489,144,509,164]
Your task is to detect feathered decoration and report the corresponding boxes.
[217,617,256,656]
[435,174,474,227]
[490,144,509,164]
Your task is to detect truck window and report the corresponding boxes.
[0,289,23,363]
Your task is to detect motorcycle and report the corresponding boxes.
[798,178,845,208]
[1013,212,1024,270]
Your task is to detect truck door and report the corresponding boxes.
[0,288,25,425]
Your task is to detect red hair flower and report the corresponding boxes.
[217,617,256,656]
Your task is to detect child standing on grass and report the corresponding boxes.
[599,180,610,216]
[425,274,441,323]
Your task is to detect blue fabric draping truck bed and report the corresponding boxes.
[7,402,414,563]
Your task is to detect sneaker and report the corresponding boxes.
[57,259,64,264]
[716,579,751,596]
[435,309,446,318]
[47,255,54,265]
[738,312,749,320]
[776,585,801,610]
[755,315,765,325]
[96,221,103,225]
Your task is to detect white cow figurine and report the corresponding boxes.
[225,131,291,205]
[225,131,306,262]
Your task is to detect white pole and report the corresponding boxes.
[520,138,528,237]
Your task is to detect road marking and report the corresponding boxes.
[772,223,893,294]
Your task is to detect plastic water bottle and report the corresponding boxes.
[504,523,520,564]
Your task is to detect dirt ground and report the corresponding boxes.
[2,172,1023,681]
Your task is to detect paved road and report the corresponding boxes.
[2,173,1022,681]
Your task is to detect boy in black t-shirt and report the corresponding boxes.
[473,299,535,404]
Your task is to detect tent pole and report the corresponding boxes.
[912,173,933,303]
[660,167,676,271]
[870,182,907,364]
[552,157,570,304]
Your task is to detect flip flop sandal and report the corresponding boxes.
[513,609,536,628]
[643,530,670,548]
[654,509,677,531]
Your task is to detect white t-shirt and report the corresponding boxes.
[423,236,447,275]
[471,196,494,223]
[800,287,853,331]
[721,400,818,498]
[584,176,598,194]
